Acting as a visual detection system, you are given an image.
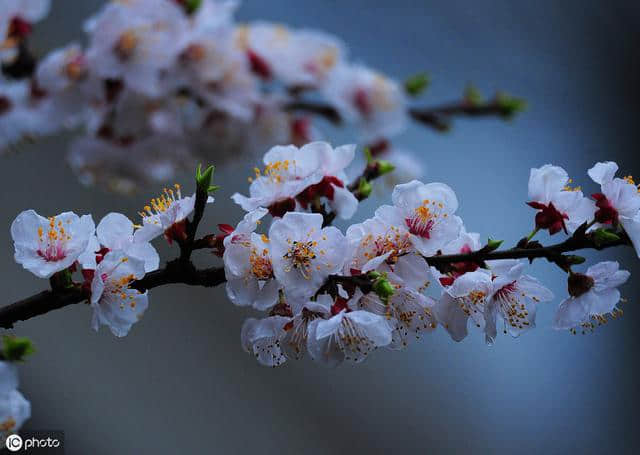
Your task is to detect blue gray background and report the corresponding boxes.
[2,0,640,453]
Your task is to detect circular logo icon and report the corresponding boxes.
[5,434,22,452]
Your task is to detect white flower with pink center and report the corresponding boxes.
[223,208,281,310]
[84,0,188,97]
[356,254,437,349]
[306,292,393,367]
[11,210,95,278]
[484,260,553,344]
[295,142,358,220]
[90,250,148,337]
[433,269,493,342]
[376,180,463,257]
[269,212,346,301]
[236,22,345,88]
[345,216,413,275]
[135,184,214,243]
[231,143,324,216]
[322,64,408,141]
[588,161,640,257]
[554,261,630,332]
[527,164,595,235]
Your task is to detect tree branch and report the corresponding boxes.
[0,262,225,329]
[283,97,521,132]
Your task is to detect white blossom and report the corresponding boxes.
[90,250,148,337]
[223,208,281,310]
[527,164,595,234]
[588,161,640,257]
[307,292,392,367]
[269,212,346,301]
[135,184,214,242]
[554,261,630,331]
[11,210,95,278]
[83,212,159,273]
[376,180,463,256]
[241,315,290,367]
[231,143,324,214]
[323,64,408,141]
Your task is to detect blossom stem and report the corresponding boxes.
[179,186,209,263]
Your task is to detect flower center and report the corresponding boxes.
[592,193,619,225]
[105,257,140,309]
[250,247,273,280]
[493,282,532,331]
[457,290,487,322]
[249,160,295,184]
[283,239,318,279]
[405,199,447,239]
[114,29,139,60]
[139,184,182,221]
[64,53,89,81]
[36,217,72,262]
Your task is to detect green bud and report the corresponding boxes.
[2,336,35,362]
[404,73,430,97]
[464,84,484,107]
[565,255,586,265]
[376,160,395,176]
[495,92,527,119]
[485,238,503,251]
[195,164,216,193]
[367,271,382,280]
[357,178,373,199]
[373,277,395,300]
[593,228,620,246]
[185,0,203,14]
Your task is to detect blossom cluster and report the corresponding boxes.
[9,141,637,368]
[11,184,212,336]
[0,0,421,192]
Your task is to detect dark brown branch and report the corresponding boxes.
[0,262,225,329]
[425,231,631,271]
[283,98,521,132]
[409,100,519,132]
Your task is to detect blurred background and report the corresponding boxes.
[2,0,640,453]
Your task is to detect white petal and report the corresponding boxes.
[96,212,134,249]
[588,161,618,185]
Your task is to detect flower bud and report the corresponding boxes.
[485,238,503,252]
[372,276,395,301]
[376,160,395,176]
[404,73,430,97]
[357,178,373,199]
[2,335,35,362]
[593,228,620,246]
[195,164,216,193]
